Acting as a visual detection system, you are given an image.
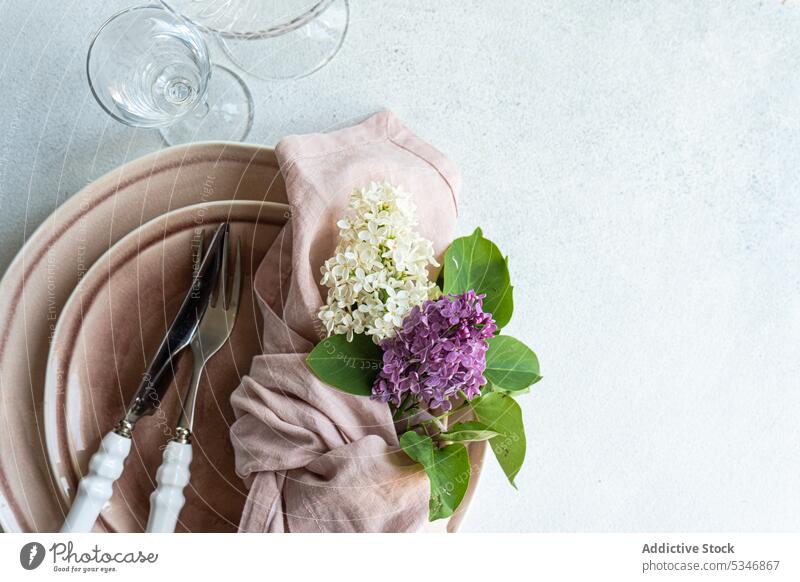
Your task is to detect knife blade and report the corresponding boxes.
[115,223,228,435]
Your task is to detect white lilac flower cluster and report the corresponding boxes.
[318,181,439,343]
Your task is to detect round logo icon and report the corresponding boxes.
[19,542,45,570]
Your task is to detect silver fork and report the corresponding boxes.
[146,225,242,533]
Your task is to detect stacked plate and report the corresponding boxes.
[0,141,484,533]
[0,142,291,532]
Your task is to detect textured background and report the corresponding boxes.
[1,0,799,532]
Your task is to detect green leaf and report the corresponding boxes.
[435,266,445,290]
[442,227,514,328]
[471,393,526,487]
[306,333,383,396]
[485,335,542,392]
[400,431,471,521]
[439,421,501,443]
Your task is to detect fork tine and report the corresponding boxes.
[227,237,242,318]
[219,225,230,308]
[192,230,205,280]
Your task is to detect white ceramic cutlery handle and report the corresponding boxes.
[60,430,131,533]
[146,440,192,533]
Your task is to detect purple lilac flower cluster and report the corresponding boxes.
[371,290,497,411]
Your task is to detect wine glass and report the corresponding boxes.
[87,4,253,145]
[160,0,349,80]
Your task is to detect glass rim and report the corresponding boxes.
[218,0,349,81]
[86,3,212,129]
[160,0,336,40]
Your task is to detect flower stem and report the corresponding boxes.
[406,400,472,434]
[392,394,411,420]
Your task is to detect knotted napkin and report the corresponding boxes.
[229,110,461,532]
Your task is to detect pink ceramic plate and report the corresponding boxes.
[44,201,289,532]
[0,142,288,532]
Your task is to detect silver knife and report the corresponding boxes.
[115,223,228,437]
[60,223,228,533]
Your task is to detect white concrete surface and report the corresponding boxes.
[1,0,799,532]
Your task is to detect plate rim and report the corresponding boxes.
[0,140,276,299]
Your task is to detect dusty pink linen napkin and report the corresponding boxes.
[229,110,461,532]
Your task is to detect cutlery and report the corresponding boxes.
[146,228,241,533]
[60,224,227,533]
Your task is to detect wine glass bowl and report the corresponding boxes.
[86,4,253,144]
[162,0,350,80]
[161,0,330,38]
[87,5,211,128]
